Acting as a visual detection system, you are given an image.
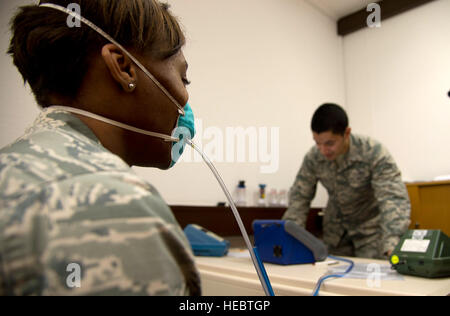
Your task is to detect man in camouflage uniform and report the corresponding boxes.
[283,104,410,259]
[0,109,201,295]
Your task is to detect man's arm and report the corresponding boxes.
[282,152,318,227]
[371,146,411,255]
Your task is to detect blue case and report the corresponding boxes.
[253,220,328,265]
[184,224,230,257]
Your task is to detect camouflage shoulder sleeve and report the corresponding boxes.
[0,171,201,296]
[370,142,411,253]
[282,148,318,227]
[0,109,201,296]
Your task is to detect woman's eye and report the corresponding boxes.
[182,78,191,86]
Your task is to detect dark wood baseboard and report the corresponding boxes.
[170,205,323,237]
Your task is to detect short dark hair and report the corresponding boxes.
[8,0,185,107]
[311,103,349,135]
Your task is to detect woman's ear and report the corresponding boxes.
[101,44,137,92]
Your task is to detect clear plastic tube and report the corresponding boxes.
[187,139,274,296]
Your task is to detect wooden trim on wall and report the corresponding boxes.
[405,181,450,236]
[170,205,323,237]
[338,0,437,36]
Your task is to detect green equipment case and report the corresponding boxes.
[390,230,450,278]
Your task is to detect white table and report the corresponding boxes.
[195,251,450,296]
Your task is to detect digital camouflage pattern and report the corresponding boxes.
[283,134,411,259]
[0,108,201,296]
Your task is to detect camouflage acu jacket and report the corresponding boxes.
[0,108,201,296]
[283,134,411,256]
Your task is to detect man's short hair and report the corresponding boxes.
[311,103,349,135]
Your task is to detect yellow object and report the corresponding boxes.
[391,255,400,265]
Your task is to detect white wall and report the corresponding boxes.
[343,0,450,182]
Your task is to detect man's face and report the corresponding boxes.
[313,128,351,161]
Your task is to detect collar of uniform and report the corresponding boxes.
[38,107,101,144]
[334,134,364,170]
[346,134,364,162]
